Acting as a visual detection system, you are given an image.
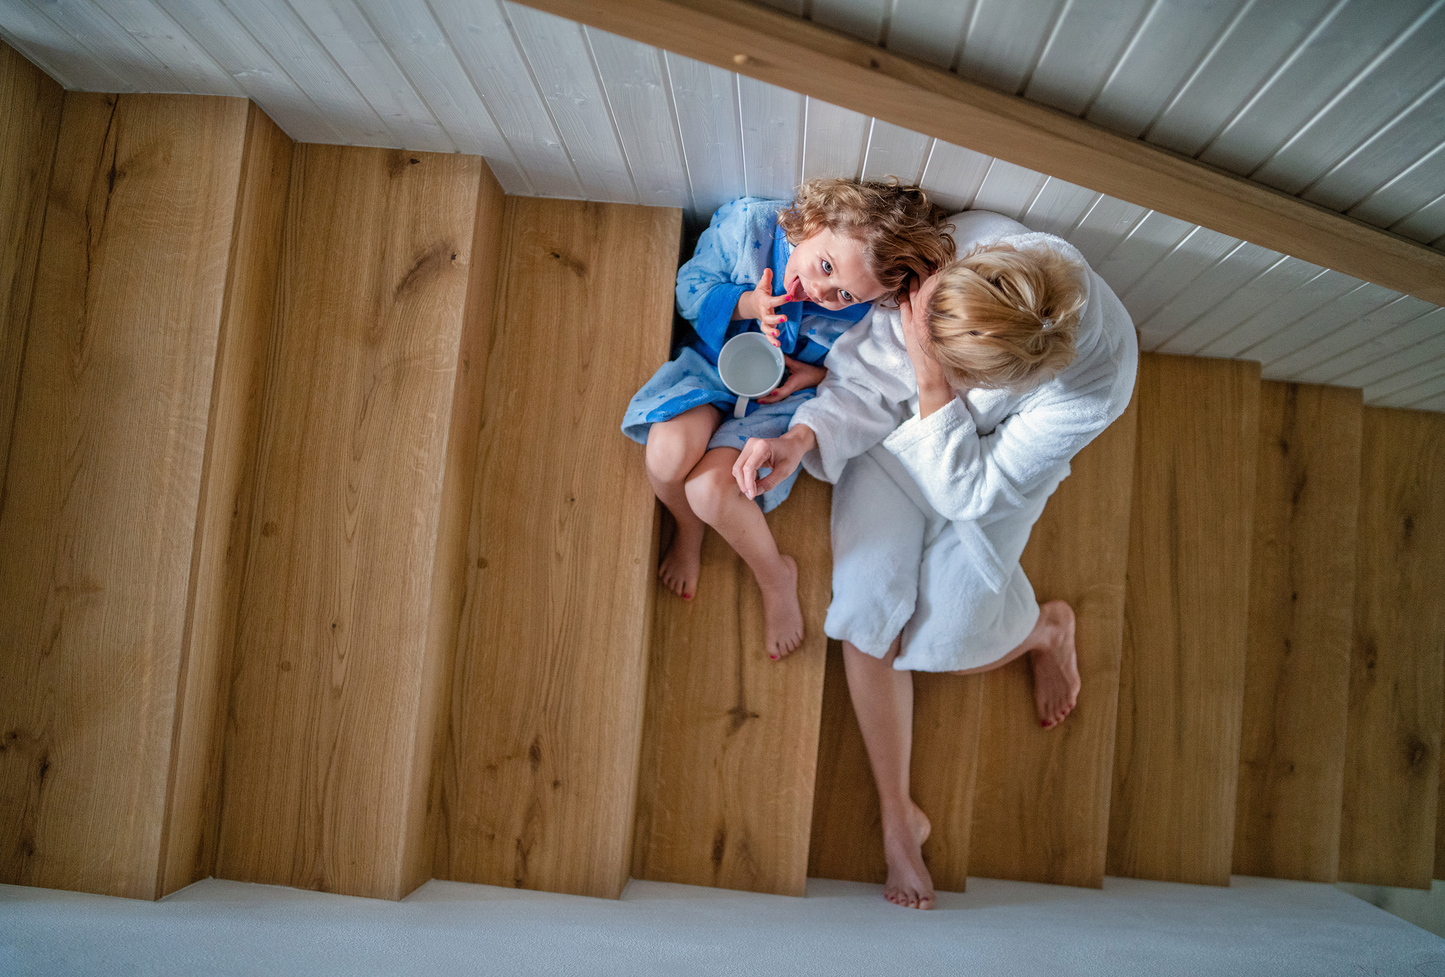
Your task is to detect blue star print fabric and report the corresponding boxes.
[621,197,870,512]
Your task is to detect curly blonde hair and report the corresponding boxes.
[925,242,1086,391]
[777,178,955,302]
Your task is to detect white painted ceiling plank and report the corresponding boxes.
[1354,334,1445,397]
[217,0,393,144]
[1136,242,1284,349]
[1093,210,1195,298]
[1120,225,1240,325]
[1019,177,1098,239]
[1155,254,1318,355]
[1250,4,1445,196]
[859,118,930,185]
[1303,82,1445,213]
[285,0,449,152]
[1267,294,1427,379]
[1199,0,1431,176]
[102,0,246,95]
[427,0,576,197]
[1064,194,1147,269]
[0,2,120,90]
[1202,267,1358,359]
[351,0,511,157]
[1413,391,1445,411]
[1365,367,1445,408]
[917,140,992,214]
[25,0,180,92]
[970,158,1046,223]
[1389,189,1445,246]
[1348,142,1445,228]
[1250,281,1399,371]
[1143,0,1336,158]
[1295,303,1443,384]
[665,52,743,218]
[886,0,971,71]
[957,0,1065,95]
[737,73,803,201]
[508,4,637,203]
[1024,0,1151,117]
[810,0,889,46]
[585,28,690,209]
[150,0,343,142]
[799,97,868,181]
[1087,0,1249,139]
[1315,313,1445,388]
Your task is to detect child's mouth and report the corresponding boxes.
[786,276,806,302]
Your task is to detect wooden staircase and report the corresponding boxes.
[3,54,1444,904]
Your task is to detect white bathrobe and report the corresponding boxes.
[789,211,1138,671]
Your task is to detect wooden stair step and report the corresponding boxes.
[1108,353,1260,887]
[216,144,498,900]
[630,474,831,897]
[1232,382,1361,883]
[437,198,679,900]
[970,392,1139,889]
[1338,406,1445,889]
[0,90,255,899]
[809,645,984,893]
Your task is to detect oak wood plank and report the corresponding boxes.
[1339,407,1445,889]
[1107,353,1259,886]
[215,144,486,900]
[156,103,295,898]
[808,642,984,894]
[1232,382,1361,883]
[512,0,1445,307]
[970,393,1139,889]
[631,474,830,896]
[439,198,681,899]
[0,93,250,899]
[0,41,62,481]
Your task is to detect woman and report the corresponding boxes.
[732,210,1138,910]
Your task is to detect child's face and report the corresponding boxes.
[781,229,885,311]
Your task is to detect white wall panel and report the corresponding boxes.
[99,0,244,95]
[1302,307,1445,384]
[800,97,868,181]
[1024,0,1150,116]
[1155,254,1314,355]
[1349,333,1445,396]
[1249,282,1399,373]
[1377,373,1445,409]
[1349,144,1445,228]
[1304,83,1445,213]
[1067,195,1146,268]
[860,119,930,185]
[585,29,690,209]
[957,0,1064,94]
[1390,191,1445,246]
[887,0,971,70]
[1202,267,1359,359]
[18,0,180,92]
[918,140,992,213]
[1266,294,1429,380]
[810,0,889,45]
[737,74,802,201]
[1,1,109,89]
[970,159,1046,222]
[1119,225,1239,325]
[1019,177,1098,238]
[665,53,743,217]
[1094,210,1194,297]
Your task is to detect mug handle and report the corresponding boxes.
[733,394,748,419]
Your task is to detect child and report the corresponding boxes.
[621,178,955,660]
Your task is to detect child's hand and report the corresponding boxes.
[735,268,791,347]
[757,356,826,404]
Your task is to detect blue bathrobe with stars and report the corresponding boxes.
[622,197,870,512]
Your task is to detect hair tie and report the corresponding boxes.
[1040,316,1056,332]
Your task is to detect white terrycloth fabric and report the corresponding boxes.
[790,211,1138,671]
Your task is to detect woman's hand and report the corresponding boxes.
[733,425,817,500]
[757,356,826,404]
[733,267,791,347]
[899,273,954,419]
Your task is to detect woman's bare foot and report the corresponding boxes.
[758,554,803,660]
[882,802,934,910]
[1030,600,1080,729]
[658,523,704,600]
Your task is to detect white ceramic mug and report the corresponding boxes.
[717,332,786,419]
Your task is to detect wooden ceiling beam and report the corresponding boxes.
[514,0,1445,307]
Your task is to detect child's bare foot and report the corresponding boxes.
[658,524,704,600]
[1031,600,1080,729]
[882,802,934,910]
[759,554,803,660]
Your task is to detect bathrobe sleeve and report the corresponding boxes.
[675,198,786,354]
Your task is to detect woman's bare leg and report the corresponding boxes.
[684,447,803,659]
[645,405,723,599]
[843,638,935,910]
[950,600,1079,729]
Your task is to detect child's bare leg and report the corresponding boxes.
[683,447,803,659]
[645,405,723,599]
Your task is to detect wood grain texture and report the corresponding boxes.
[0,93,250,899]
[0,41,61,482]
[438,198,681,899]
[511,0,1445,307]
[1108,353,1260,886]
[809,643,984,894]
[631,474,830,896]
[1232,382,1361,883]
[215,145,485,900]
[1339,407,1445,889]
[970,393,1139,889]
[157,103,294,898]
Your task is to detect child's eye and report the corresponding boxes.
[821,259,833,274]
[840,290,854,303]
